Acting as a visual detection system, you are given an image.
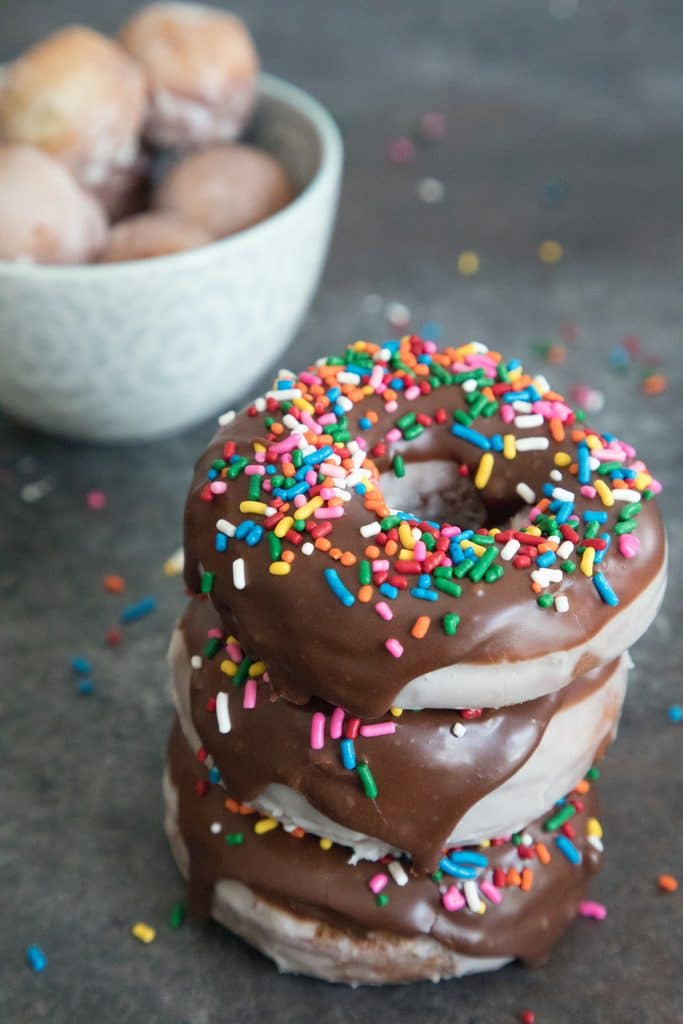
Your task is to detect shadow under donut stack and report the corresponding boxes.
[167,336,667,985]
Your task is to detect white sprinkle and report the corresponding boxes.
[232,558,246,590]
[531,568,562,587]
[515,437,550,452]
[416,176,446,203]
[210,822,222,835]
[338,372,361,385]
[386,301,411,327]
[612,489,641,502]
[512,400,533,413]
[501,538,521,561]
[471,341,489,353]
[254,397,266,412]
[516,482,536,503]
[533,374,551,395]
[20,477,55,503]
[464,880,484,913]
[557,540,574,559]
[555,594,569,613]
[337,395,354,412]
[164,546,185,575]
[190,655,203,671]
[550,469,563,481]
[388,861,410,886]
[217,410,236,426]
[374,347,392,362]
[301,542,314,556]
[266,388,302,401]
[552,486,575,502]
[283,414,306,432]
[216,691,231,734]
[515,413,544,429]
[589,456,600,471]
[588,835,604,853]
[361,522,382,538]
[216,519,236,537]
[520,832,534,847]
[462,378,478,393]
[451,722,467,738]
[332,488,352,501]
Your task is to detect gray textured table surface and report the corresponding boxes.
[2,2,681,1022]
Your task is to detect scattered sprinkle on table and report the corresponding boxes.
[86,489,107,510]
[667,705,682,723]
[120,596,157,623]
[26,945,47,972]
[579,899,607,920]
[103,573,125,593]
[131,922,156,944]
[416,177,446,203]
[169,903,185,929]
[538,239,563,264]
[658,874,678,893]
[457,250,479,276]
[520,1010,536,1024]
[164,547,185,576]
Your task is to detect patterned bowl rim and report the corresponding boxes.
[0,71,344,279]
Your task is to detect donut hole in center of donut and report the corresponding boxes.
[379,458,488,531]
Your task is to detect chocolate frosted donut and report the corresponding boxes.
[169,596,627,871]
[164,717,604,984]
[184,337,667,715]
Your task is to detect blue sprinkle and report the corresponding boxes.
[26,945,47,973]
[77,679,94,696]
[215,533,228,552]
[410,587,438,602]
[556,501,574,524]
[439,858,477,880]
[207,468,218,480]
[459,530,474,541]
[622,468,636,480]
[229,454,243,464]
[208,766,220,784]
[583,510,608,523]
[502,388,533,403]
[450,424,491,450]
[379,583,399,600]
[490,434,504,452]
[333,402,346,416]
[326,386,341,401]
[70,656,92,676]
[303,445,333,465]
[120,597,156,623]
[358,417,372,430]
[668,705,682,723]
[536,550,557,568]
[235,520,255,540]
[555,835,582,865]
[445,851,488,867]
[273,482,308,500]
[593,572,619,606]
[593,533,611,565]
[578,443,591,485]
[276,379,293,390]
[390,377,405,391]
[508,359,522,371]
[324,568,355,607]
[420,320,441,340]
[345,364,368,378]
[340,739,357,770]
[355,483,367,495]
[543,483,555,498]
[246,525,264,547]
[418,573,431,588]
[449,541,465,564]
[265,465,276,475]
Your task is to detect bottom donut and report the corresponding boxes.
[164,717,604,985]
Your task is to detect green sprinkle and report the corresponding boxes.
[497,362,510,383]
[375,893,389,908]
[453,369,486,383]
[472,533,495,546]
[270,474,285,489]
[575,409,587,421]
[431,869,444,883]
[512,833,523,846]
[422,532,436,551]
[403,423,425,441]
[359,560,372,586]
[484,563,504,583]
[357,762,378,799]
[200,571,215,595]
[227,457,248,479]
[268,532,282,561]
[381,515,401,531]
[202,637,222,659]
[264,416,275,428]
[233,657,253,687]
[597,461,623,475]
[225,833,244,846]
[294,519,306,532]
[442,613,460,635]
[586,766,600,780]
[392,454,405,478]
[292,449,303,469]
[433,566,454,579]
[584,520,600,539]
[467,393,488,418]
[543,804,576,831]
[561,560,576,574]
[614,519,638,535]
[453,557,476,579]
[433,577,462,598]
[210,459,227,471]
[482,400,499,418]
[453,409,473,426]
[642,489,655,501]
[537,594,554,608]
[248,475,262,500]
[169,903,185,929]
[618,503,641,520]
[396,412,416,431]
[469,546,498,582]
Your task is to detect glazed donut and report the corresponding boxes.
[100,211,211,262]
[118,3,259,148]
[165,717,604,985]
[169,595,627,870]
[183,336,667,716]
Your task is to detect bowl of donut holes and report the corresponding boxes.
[0,4,342,442]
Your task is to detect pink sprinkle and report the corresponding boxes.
[320,463,345,478]
[385,428,402,442]
[650,478,663,495]
[318,413,337,426]
[372,559,390,572]
[479,881,503,905]
[369,366,384,390]
[207,628,222,639]
[262,480,272,492]
[441,886,465,912]
[293,494,307,508]
[330,707,345,740]
[369,872,389,894]
[319,487,336,500]
[209,481,228,494]
[500,404,515,424]
[423,340,438,354]
[304,470,316,485]
[594,447,626,463]
[385,638,404,658]
[310,711,326,750]
[270,435,299,454]
[404,385,421,401]
[375,602,393,621]
[244,465,265,476]
[385,401,398,412]
[441,525,461,537]
[86,490,107,510]
[254,451,266,464]
[618,533,640,558]
[580,485,597,499]
[314,506,345,519]
[386,136,415,164]
[301,412,322,434]
[413,540,427,562]
[299,371,321,386]
[226,642,243,662]
[243,679,257,709]
[262,671,270,683]
[579,900,607,920]
[360,722,397,738]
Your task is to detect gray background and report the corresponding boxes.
[1,2,681,1022]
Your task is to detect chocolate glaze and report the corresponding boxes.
[184,376,666,718]
[178,596,618,874]
[168,717,602,966]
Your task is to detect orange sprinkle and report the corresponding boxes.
[574,779,590,795]
[340,551,356,566]
[366,410,379,424]
[507,868,522,887]
[642,374,667,396]
[282,461,295,478]
[520,867,534,891]
[571,429,586,443]
[531,582,542,594]
[328,547,343,561]
[549,417,565,442]
[658,874,678,893]
[225,798,241,814]
[239,804,256,816]
[547,344,566,365]
[281,549,295,564]
[103,574,125,593]
[365,545,381,560]
[358,585,373,603]
[385,539,398,556]
[535,842,551,865]
[290,827,306,840]
[411,616,431,639]
[315,538,331,552]
[270,421,284,435]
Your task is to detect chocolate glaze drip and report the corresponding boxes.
[168,718,602,966]
[178,596,617,874]
[183,384,666,718]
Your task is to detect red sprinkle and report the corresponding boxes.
[521,1011,536,1024]
[345,717,361,740]
[195,780,209,797]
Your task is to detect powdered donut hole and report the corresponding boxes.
[0,26,147,212]
[119,2,259,148]
[153,143,294,239]
[0,145,108,264]
[100,211,211,262]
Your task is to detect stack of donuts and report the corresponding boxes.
[167,335,666,984]
[0,3,293,264]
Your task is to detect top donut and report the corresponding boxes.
[184,336,666,717]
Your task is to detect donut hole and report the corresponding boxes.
[379,459,488,531]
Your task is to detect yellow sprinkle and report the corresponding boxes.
[239,500,268,515]
[538,239,563,264]
[580,547,596,577]
[508,367,523,382]
[476,902,486,915]
[269,561,291,576]
[456,342,480,357]
[250,660,266,676]
[587,817,603,839]
[585,434,603,451]
[292,397,315,413]
[163,547,184,576]
[390,706,403,717]
[474,452,494,490]
[254,817,279,835]
[274,515,294,538]
[131,922,156,944]
[220,659,237,677]
[554,452,572,467]
[525,525,542,537]
[319,838,333,850]
[594,479,615,507]
[461,540,487,557]
[252,442,266,453]
[399,522,416,550]
[503,434,517,460]
[489,528,501,537]
[397,549,414,561]
[480,839,491,848]
[532,375,550,395]
[634,471,652,491]
[293,496,324,521]
[457,250,480,276]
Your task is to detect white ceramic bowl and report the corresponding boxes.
[0,74,343,442]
